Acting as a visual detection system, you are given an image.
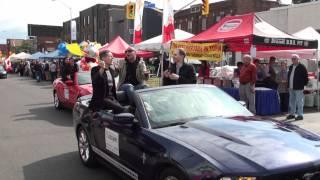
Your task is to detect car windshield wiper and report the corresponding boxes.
[154,121,188,128]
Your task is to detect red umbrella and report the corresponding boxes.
[99,36,154,58]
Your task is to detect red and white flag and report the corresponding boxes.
[162,0,175,43]
[133,0,145,44]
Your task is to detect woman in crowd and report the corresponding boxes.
[276,61,289,113]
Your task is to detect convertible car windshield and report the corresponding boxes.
[139,86,253,128]
[77,72,91,85]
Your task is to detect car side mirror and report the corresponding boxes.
[65,80,74,86]
[113,113,135,125]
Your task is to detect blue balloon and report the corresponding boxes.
[57,42,68,56]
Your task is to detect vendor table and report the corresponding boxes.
[221,87,280,116]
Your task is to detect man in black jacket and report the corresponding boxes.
[163,48,196,85]
[88,50,126,113]
[286,54,308,120]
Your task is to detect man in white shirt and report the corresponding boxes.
[286,54,308,120]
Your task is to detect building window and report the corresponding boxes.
[190,6,200,13]
[87,16,90,25]
[187,20,192,32]
[83,17,86,27]
[202,18,207,31]
[178,24,182,29]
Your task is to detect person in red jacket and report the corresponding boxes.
[239,54,257,114]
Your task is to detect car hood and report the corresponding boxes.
[155,117,320,173]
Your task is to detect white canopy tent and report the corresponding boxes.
[134,29,194,51]
[40,50,64,59]
[257,27,320,59]
[10,52,32,61]
[294,27,320,110]
[29,52,45,60]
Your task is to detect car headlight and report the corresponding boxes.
[2,71,6,74]
[220,177,257,180]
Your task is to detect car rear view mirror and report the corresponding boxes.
[65,80,74,86]
[113,113,135,125]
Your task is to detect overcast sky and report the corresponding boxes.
[0,0,292,44]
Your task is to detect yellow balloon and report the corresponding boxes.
[66,43,84,57]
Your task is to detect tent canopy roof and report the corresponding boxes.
[30,52,45,60]
[184,13,318,52]
[135,29,194,51]
[293,27,320,49]
[99,36,154,58]
[11,52,32,60]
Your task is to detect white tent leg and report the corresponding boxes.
[317,50,319,111]
[160,45,164,86]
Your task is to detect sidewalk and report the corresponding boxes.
[270,108,320,134]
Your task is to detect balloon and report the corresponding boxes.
[66,43,84,56]
[79,41,89,51]
[57,42,69,56]
[85,43,99,58]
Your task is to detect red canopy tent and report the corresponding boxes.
[183,13,318,52]
[99,36,154,58]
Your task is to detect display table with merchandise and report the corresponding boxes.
[221,87,281,116]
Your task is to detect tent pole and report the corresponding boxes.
[317,50,319,112]
[160,45,164,86]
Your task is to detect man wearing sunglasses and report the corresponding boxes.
[117,47,149,91]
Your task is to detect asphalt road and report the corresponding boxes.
[0,74,122,180]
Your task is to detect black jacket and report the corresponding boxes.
[88,66,117,111]
[164,62,196,85]
[288,63,308,90]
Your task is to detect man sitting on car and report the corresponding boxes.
[88,50,130,114]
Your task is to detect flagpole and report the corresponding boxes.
[160,45,164,86]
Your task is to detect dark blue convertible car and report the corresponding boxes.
[73,85,320,180]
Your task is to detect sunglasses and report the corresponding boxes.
[125,49,134,53]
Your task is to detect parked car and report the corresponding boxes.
[53,71,92,109]
[0,65,7,79]
[73,85,320,180]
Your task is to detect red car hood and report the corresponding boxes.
[79,84,93,96]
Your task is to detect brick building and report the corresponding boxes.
[174,0,282,35]
[72,3,162,45]
[27,24,62,52]
[79,4,125,45]
[0,44,7,57]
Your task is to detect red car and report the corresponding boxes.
[53,71,92,109]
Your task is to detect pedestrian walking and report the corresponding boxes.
[50,61,57,83]
[286,54,308,120]
[239,54,257,114]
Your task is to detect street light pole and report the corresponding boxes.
[52,0,73,43]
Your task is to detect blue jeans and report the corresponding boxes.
[119,84,148,105]
[289,89,304,116]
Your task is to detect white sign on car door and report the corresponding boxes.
[105,128,119,156]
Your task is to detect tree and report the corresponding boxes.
[15,41,35,54]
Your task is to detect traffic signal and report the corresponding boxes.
[201,0,209,16]
[126,3,135,19]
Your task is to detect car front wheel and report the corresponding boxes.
[53,92,62,109]
[77,127,97,167]
[159,167,187,180]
